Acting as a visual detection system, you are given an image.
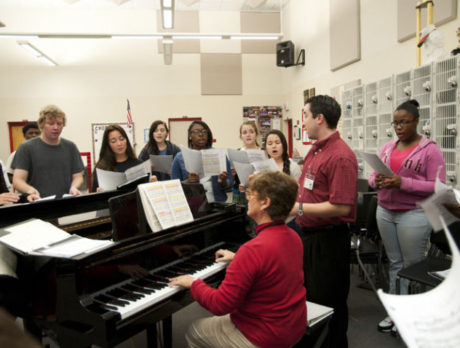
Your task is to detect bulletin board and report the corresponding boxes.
[242,106,282,140]
[91,123,135,165]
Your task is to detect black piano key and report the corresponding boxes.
[118,291,144,301]
[95,294,114,303]
[107,288,130,298]
[145,275,168,284]
[155,269,176,278]
[86,303,113,314]
[132,279,162,290]
[94,300,119,311]
[123,284,153,294]
[108,298,130,307]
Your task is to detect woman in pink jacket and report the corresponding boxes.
[368,99,445,333]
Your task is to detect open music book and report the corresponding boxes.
[0,219,113,258]
[138,180,194,233]
[179,146,227,178]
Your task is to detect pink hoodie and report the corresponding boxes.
[368,136,445,211]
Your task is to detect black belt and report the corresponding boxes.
[301,223,349,235]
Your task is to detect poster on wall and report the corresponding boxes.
[301,108,311,145]
[242,106,282,139]
[91,123,135,165]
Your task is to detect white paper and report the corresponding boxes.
[96,168,125,191]
[246,149,267,163]
[233,162,255,187]
[418,176,460,232]
[180,146,203,177]
[307,301,334,327]
[150,155,173,174]
[35,234,113,258]
[35,195,56,202]
[125,160,151,181]
[377,216,460,348]
[0,219,70,253]
[201,149,226,177]
[227,148,250,166]
[357,150,394,176]
[252,158,280,172]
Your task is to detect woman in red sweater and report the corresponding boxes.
[169,171,306,348]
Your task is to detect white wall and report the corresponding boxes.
[281,0,459,156]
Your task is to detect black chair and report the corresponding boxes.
[396,225,459,294]
[352,194,388,292]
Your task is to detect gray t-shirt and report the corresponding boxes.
[12,137,84,197]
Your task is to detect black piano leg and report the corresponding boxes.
[164,316,172,348]
[146,325,158,348]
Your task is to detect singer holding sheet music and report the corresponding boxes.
[139,120,181,181]
[12,105,84,200]
[93,124,156,191]
[171,121,232,202]
[169,171,306,348]
[368,100,445,332]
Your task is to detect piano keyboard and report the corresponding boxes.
[87,242,230,321]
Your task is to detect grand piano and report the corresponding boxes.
[0,185,249,348]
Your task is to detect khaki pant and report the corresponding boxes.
[185,314,258,348]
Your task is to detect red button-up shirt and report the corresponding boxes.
[296,131,358,228]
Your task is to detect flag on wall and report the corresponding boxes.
[126,99,133,127]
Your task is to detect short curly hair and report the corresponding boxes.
[37,105,67,130]
[249,171,298,221]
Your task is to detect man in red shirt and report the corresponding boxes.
[291,95,357,348]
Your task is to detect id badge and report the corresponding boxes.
[304,172,315,190]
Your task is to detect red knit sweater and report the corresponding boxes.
[190,221,306,348]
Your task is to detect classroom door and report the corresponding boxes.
[168,117,201,148]
[8,121,30,152]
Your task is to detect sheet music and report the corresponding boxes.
[418,176,460,232]
[227,148,250,166]
[201,149,226,177]
[138,184,162,233]
[0,219,70,254]
[35,195,56,202]
[96,168,126,191]
[233,162,255,187]
[357,150,394,176]
[140,183,175,230]
[37,235,113,258]
[377,216,460,348]
[180,146,203,177]
[163,180,193,225]
[246,149,267,163]
[125,160,151,181]
[149,155,173,174]
[252,158,280,172]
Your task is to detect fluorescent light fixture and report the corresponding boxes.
[172,35,222,40]
[162,0,173,7]
[38,34,111,39]
[17,41,57,66]
[0,34,38,39]
[112,34,163,39]
[230,35,279,40]
[162,9,173,29]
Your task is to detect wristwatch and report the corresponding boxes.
[298,203,304,216]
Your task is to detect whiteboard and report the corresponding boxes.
[91,123,135,165]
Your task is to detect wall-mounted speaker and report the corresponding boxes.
[276,41,295,67]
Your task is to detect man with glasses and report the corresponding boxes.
[291,95,358,348]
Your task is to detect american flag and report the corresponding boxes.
[126,99,133,127]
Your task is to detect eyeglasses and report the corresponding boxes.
[190,129,208,135]
[391,120,415,127]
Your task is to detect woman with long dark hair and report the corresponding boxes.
[139,120,180,181]
[264,129,301,180]
[93,124,148,191]
[171,120,232,202]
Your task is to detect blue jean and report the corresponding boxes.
[376,206,431,294]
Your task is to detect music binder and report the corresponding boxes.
[137,180,194,233]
